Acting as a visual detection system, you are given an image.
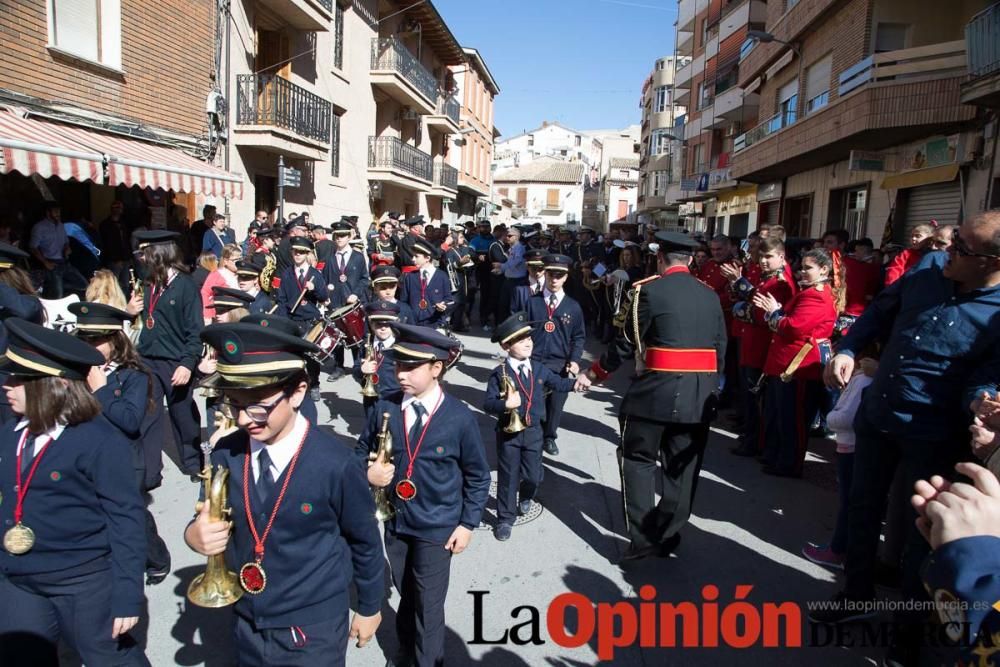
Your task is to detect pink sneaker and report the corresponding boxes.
[802,543,845,570]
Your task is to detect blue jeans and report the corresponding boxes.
[830,451,854,554]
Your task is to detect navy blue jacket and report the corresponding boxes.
[0,418,146,617]
[137,273,204,369]
[484,360,576,449]
[511,282,543,313]
[524,292,586,371]
[202,228,236,258]
[356,392,490,543]
[0,284,43,351]
[400,268,452,328]
[249,290,276,315]
[211,423,384,627]
[323,248,370,308]
[95,366,165,492]
[352,342,400,399]
[276,264,328,322]
[362,294,415,325]
[838,251,1000,441]
[922,535,1000,664]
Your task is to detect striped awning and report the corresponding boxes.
[0,111,104,182]
[0,110,243,198]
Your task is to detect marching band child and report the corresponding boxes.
[484,312,589,541]
[352,300,400,418]
[369,265,415,324]
[276,236,328,324]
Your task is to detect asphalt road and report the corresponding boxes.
[76,329,883,666]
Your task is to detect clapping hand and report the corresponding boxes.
[720,262,742,282]
[751,291,780,315]
[911,462,1000,549]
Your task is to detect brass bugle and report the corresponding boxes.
[370,412,395,522]
[500,362,527,434]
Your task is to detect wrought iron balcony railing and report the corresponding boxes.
[236,74,332,143]
[368,136,432,182]
[434,161,458,190]
[371,37,439,103]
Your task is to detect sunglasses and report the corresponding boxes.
[221,390,291,424]
[949,236,1000,259]
[292,249,309,255]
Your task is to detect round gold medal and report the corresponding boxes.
[4,523,35,555]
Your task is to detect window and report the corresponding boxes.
[333,3,345,70]
[701,18,709,47]
[516,188,527,208]
[697,82,713,110]
[805,55,832,114]
[775,79,798,129]
[47,0,122,69]
[527,135,534,147]
[875,23,909,52]
[650,129,672,156]
[574,135,582,147]
[651,170,669,196]
[691,143,704,172]
[330,112,342,177]
[654,86,670,113]
[656,59,665,71]
[498,187,509,197]
[546,189,560,208]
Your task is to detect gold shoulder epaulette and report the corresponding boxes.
[633,275,659,288]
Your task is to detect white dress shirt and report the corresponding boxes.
[15,420,66,456]
[249,412,309,482]
[542,288,565,311]
[419,265,437,283]
[507,357,532,378]
[401,383,443,432]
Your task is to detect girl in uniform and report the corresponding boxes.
[70,301,170,584]
[127,230,204,476]
[0,242,44,422]
[0,318,147,666]
[753,249,840,477]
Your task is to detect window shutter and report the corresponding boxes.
[805,56,832,102]
[546,189,559,208]
[516,188,527,208]
[53,0,99,62]
[779,78,799,103]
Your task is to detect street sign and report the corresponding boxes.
[280,166,302,188]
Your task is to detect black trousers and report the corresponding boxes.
[738,366,764,452]
[845,407,964,608]
[385,531,452,667]
[143,357,201,475]
[0,568,149,666]
[761,377,822,476]
[619,416,709,549]
[542,368,570,443]
[233,612,348,666]
[495,431,544,525]
[496,275,526,326]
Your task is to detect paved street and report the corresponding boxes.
[122,330,880,666]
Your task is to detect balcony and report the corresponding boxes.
[678,0,697,33]
[425,96,461,134]
[961,3,1000,108]
[370,37,440,115]
[368,136,432,190]
[234,74,332,160]
[675,54,703,89]
[731,40,974,183]
[255,0,333,31]
[431,160,458,196]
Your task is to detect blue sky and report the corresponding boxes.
[433,0,677,137]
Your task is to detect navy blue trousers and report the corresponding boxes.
[761,376,822,476]
[234,612,348,666]
[0,568,148,666]
[385,531,452,667]
[495,430,544,525]
[144,356,201,475]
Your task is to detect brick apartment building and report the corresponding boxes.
[727,0,997,242]
[0,0,240,235]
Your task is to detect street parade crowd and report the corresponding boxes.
[0,199,999,667]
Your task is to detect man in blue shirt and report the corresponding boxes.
[29,201,71,298]
[812,212,1000,665]
[495,226,527,325]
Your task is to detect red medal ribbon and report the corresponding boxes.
[13,430,55,526]
[146,273,177,326]
[511,363,534,425]
[546,297,558,320]
[242,423,310,561]
[419,271,429,308]
[402,392,445,481]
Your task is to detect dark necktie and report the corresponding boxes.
[376,341,384,355]
[298,269,306,285]
[339,253,347,271]
[518,364,530,387]
[256,448,276,504]
[20,433,38,476]
[549,293,558,313]
[408,401,426,444]
[421,270,428,288]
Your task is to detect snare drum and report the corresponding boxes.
[329,302,367,347]
[305,319,343,363]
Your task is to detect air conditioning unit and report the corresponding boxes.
[401,108,420,121]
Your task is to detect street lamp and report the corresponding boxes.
[747,30,804,125]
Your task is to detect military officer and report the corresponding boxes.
[586,232,727,561]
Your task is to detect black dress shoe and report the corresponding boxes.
[619,544,661,563]
[495,523,513,541]
[145,565,170,586]
[660,533,681,555]
[543,439,559,455]
[518,499,532,515]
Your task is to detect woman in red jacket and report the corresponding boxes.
[753,249,839,477]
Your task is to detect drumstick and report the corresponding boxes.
[289,286,309,314]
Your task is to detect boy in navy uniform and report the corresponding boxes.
[276,237,328,323]
[236,256,276,315]
[0,319,148,666]
[185,322,384,667]
[510,249,547,312]
[368,265,415,324]
[484,312,590,541]
[322,220,369,374]
[358,323,490,667]
[400,241,453,329]
[523,254,586,455]
[352,300,401,417]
